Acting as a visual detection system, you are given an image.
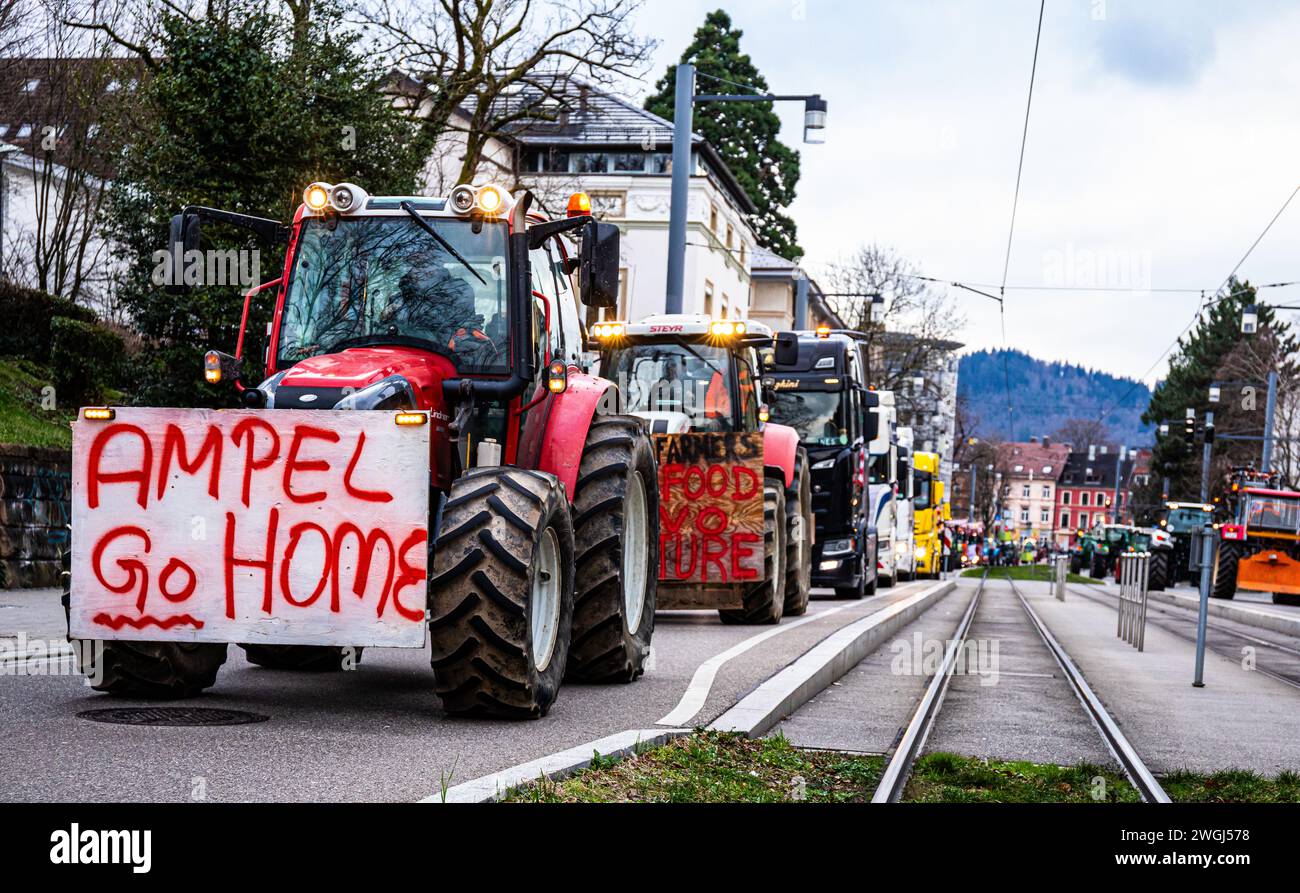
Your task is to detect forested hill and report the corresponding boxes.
[957,349,1154,445]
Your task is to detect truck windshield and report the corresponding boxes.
[605,342,744,432]
[1245,494,1300,532]
[767,389,847,445]
[278,216,509,371]
[914,470,933,510]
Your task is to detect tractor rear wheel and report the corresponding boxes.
[719,478,786,625]
[429,468,575,718]
[567,415,658,683]
[1211,541,1240,600]
[240,644,362,671]
[1147,551,1169,592]
[61,548,227,698]
[782,448,813,616]
[1090,554,1106,578]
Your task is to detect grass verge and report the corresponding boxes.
[501,731,884,803]
[962,564,1101,585]
[904,752,1140,802]
[1161,769,1300,803]
[0,358,74,448]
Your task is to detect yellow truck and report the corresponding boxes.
[912,451,947,579]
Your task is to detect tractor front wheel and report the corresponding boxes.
[782,448,813,616]
[720,478,786,625]
[429,468,575,718]
[1211,541,1240,600]
[61,549,227,698]
[567,416,658,683]
[1147,551,1169,592]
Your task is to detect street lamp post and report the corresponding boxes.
[665,63,828,313]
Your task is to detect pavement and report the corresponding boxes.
[1028,579,1300,775]
[0,581,929,802]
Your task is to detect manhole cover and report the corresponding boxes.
[78,707,269,727]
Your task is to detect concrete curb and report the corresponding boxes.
[425,727,690,803]
[708,578,957,737]
[1145,589,1300,638]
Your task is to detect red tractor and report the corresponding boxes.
[66,183,658,718]
[1213,467,1300,605]
[592,315,812,623]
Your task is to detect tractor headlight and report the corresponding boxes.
[450,185,476,214]
[811,458,836,471]
[304,182,331,211]
[329,182,367,213]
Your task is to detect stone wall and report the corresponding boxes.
[0,445,71,588]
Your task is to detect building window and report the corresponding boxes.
[709,204,718,233]
[704,280,715,316]
[575,152,606,173]
[726,223,734,249]
[740,244,748,267]
[1061,511,1070,528]
[1040,509,1050,523]
[1020,508,1029,523]
[1042,485,1050,499]
[1081,492,1090,506]
[1021,485,1030,498]
[1061,491,1071,505]
[649,153,671,173]
[610,152,645,172]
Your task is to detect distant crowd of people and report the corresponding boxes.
[949,528,1059,568]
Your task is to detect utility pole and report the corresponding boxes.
[1193,409,1215,687]
[665,63,695,315]
[1262,369,1278,473]
[1112,444,1125,523]
[969,463,978,520]
[1199,412,1214,503]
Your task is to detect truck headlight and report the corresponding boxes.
[916,545,927,558]
[819,560,841,571]
[822,538,853,556]
[811,458,835,471]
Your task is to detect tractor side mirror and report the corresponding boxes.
[579,220,620,308]
[165,213,201,296]
[773,332,799,366]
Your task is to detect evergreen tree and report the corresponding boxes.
[645,10,802,259]
[1143,279,1300,499]
[107,1,425,407]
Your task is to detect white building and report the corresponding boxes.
[405,76,761,323]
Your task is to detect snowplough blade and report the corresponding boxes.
[1236,548,1300,596]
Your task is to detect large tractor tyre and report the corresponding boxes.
[1069,554,1083,575]
[240,644,362,672]
[1146,551,1169,592]
[60,548,227,698]
[1090,554,1106,579]
[567,415,658,684]
[719,479,787,625]
[429,468,576,719]
[1210,541,1240,600]
[782,448,813,616]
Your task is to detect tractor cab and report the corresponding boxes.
[1213,468,1300,605]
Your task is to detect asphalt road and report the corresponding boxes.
[0,581,929,802]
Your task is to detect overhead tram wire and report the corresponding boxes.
[994,0,1046,440]
[1091,182,1300,426]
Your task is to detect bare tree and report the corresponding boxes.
[1051,417,1111,453]
[359,0,656,187]
[1213,325,1300,491]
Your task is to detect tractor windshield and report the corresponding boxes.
[1165,507,1211,533]
[767,389,847,446]
[605,342,752,432]
[1244,493,1300,533]
[278,216,510,371]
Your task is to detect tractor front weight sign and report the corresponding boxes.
[70,408,430,647]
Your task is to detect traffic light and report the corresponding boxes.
[1183,409,1196,447]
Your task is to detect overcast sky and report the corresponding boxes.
[623,0,1300,384]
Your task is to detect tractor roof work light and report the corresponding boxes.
[710,319,745,338]
[450,184,476,214]
[593,322,625,340]
[815,324,831,338]
[304,182,330,212]
[476,184,506,216]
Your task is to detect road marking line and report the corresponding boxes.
[654,589,920,728]
[425,727,690,803]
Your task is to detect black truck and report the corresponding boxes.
[765,331,879,598]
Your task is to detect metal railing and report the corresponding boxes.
[1117,552,1151,651]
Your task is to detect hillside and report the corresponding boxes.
[958,349,1153,446]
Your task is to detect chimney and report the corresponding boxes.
[1029,436,1039,444]
[1042,435,1051,448]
